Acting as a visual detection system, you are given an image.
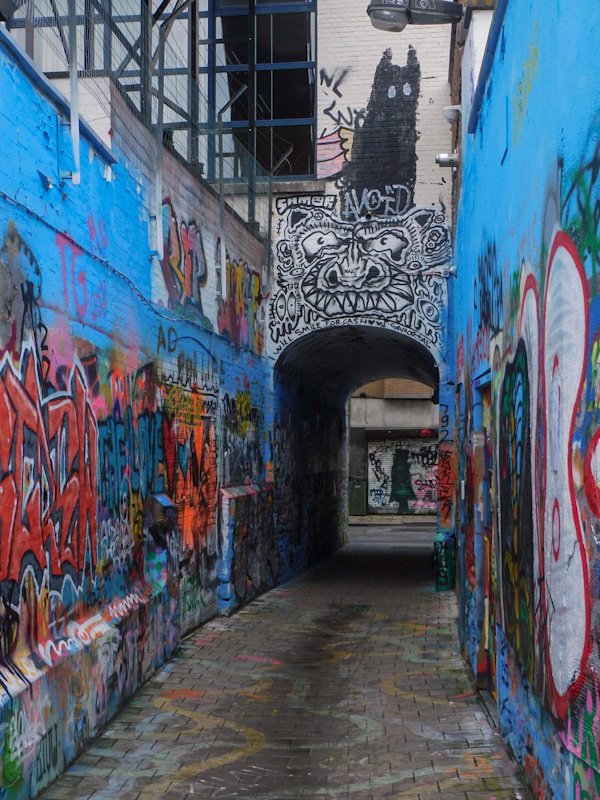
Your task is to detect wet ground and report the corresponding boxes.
[41,522,531,799]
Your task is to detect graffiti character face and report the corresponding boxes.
[300,224,413,315]
[270,202,450,355]
[292,209,450,318]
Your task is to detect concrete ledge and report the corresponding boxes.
[349,515,437,525]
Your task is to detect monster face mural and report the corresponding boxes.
[270,43,451,361]
[301,224,414,317]
[269,199,451,358]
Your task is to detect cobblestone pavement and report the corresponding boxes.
[41,523,531,800]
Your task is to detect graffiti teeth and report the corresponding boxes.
[327,296,344,315]
[377,294,397,313]
[341,292,357,314]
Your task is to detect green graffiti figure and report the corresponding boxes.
[389,446,416,514]
[3,717,23,787]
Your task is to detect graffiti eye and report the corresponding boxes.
[367,265,380,281]
[275,293,287,320]
[302,231,340,259]
[326,269,340,287]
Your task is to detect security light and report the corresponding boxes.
[367,0,463,32]
[435,152,460,168]
[442,105,461,123]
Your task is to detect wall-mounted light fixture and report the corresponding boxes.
[442,104,461,123]
[435,152,459,168]
[367,0,463,32]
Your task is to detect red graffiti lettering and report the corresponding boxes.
[57,233,87,318]
[0,347,98,583]
[438,441,455,528]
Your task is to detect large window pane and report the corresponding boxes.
[272,14,310,62]
[257,124,314,176]
[220,15,249,67]
[272,69,313,119]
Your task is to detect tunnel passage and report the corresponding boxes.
[272,325,440,562]
[275,325,439,409]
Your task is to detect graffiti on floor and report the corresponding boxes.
[36,574,528,799]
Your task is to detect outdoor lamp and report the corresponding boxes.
[367,0,463,32]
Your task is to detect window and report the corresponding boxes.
[200,0,317,178]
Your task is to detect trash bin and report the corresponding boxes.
[434,530,455,591]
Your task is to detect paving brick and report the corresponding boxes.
[40,524,531,800]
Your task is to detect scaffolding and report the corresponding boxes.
[5,0,270,233]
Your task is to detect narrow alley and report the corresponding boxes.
[39,524,530,800]
[1,0,599,795]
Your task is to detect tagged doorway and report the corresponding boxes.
[348,377,439,518]
[366,437,438,515]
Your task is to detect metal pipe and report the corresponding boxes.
[49,0,70,62]
[68,0,80,184]
[247,0,256,227]
[155,22,166,260]
[218,84,247,232]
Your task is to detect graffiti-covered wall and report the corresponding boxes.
[269,195,450,359]
[367,439,437,514]
[454,3,600,797]
[0,29,343,798]
[268,14,454,366]
[316,0,452,209]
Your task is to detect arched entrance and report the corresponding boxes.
[273,325,442,554]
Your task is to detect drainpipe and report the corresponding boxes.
[67,0,80,184]
[218,86,247,233]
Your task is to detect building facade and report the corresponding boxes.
[452,1,600,797]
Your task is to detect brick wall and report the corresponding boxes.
[316,0,453,209]
[0,31,342,799]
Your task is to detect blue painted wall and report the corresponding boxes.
[454,1,600,797]
[0,30,344,798]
